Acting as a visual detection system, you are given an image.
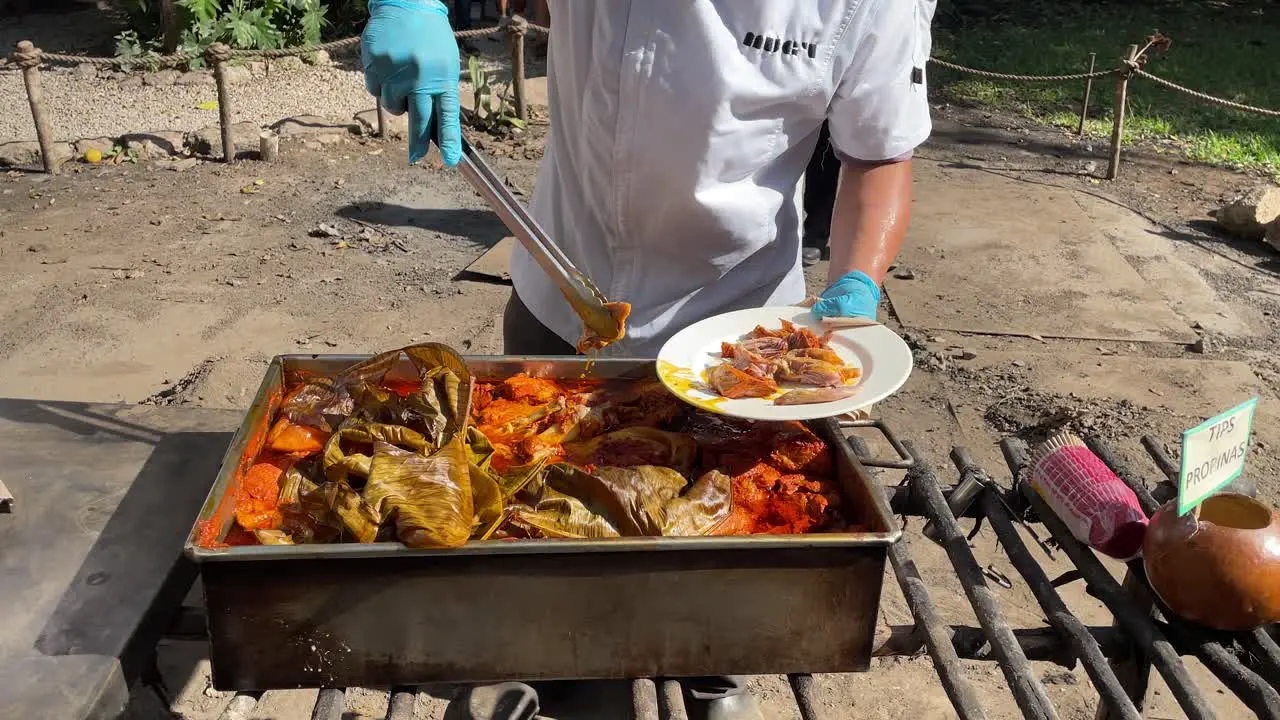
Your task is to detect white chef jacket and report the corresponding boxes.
[511,0,935,356]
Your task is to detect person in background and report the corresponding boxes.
[450,0,471,30]
[363,1,934,717]
[802,121,840,267]
[496,0,546,25]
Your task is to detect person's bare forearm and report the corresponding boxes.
[825,159,913,287]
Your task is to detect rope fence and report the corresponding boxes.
[4,25,1275,179]
[927,57,1116,83]
[932,39,1278,179]
[1131,68,1280,119]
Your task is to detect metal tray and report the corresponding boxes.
[184,354,901,689]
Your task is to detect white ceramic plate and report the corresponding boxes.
[656,306,913,421]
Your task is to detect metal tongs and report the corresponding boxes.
[456,137,621,343]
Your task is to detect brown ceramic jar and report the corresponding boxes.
[1143,493,1280,631]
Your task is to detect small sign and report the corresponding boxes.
[1178,397,1259,516]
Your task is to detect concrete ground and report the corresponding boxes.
[3,33,1280,720]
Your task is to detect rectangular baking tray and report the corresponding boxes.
[185,354,900,689]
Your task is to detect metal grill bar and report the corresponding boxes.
[847,436,990,720]
[1241,631,1280,689]
[217,692,261,720]
[905,440,1060,720]
[1153,612,1280,720]
[787,674,821,720]
[952,447,1142,720]
[632,679,661,720]
[1088,436,1190,716]
[311,688,344,720]
[1000,438,1217,720]
[875,623,1131,665]
[387,687,417,720]
[660,680,689,720]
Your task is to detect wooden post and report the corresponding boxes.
[377,102,389,139]
[14,41,57,174]
[508,16,528,123]
[259,131,279,162]
[158,0,181,53]
[207,44,236,163]
[1106,45,1139,181]
[1077,52,1097,136]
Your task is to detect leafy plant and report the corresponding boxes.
[219,0,282,49]
[114,0,364,62]
[105,145,140,165]
[114,29,166,70]
[467,55,527,134]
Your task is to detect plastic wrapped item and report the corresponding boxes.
[1028,430,1148,560]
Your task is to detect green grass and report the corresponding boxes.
[931,1,1280,177]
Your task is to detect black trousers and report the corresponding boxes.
[502,291,576,355]
[451,0,472,29]
[803,121,839,252]
[499,291,745,702]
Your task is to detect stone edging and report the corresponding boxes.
[0,108,405,170]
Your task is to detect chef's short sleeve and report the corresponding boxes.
[827,0,935,163]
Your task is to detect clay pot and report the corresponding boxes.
[1143,493,1280,631]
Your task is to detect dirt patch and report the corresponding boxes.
[141,356,224,406]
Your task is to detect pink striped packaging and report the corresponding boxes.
[1029,431,1149,560]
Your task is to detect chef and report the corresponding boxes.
[363,0,934,717]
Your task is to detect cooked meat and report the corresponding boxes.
[770,356,843,387]
[705,363,779,399]
[775,385,860,406]
[708,321,857,401]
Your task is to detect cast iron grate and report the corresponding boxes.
[180,429,1280,720]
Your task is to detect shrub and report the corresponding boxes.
[115,0,369,62]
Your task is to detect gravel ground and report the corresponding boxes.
[0,61,379,142]
[1,6,521,145]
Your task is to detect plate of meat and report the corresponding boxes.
[656,306,913,421]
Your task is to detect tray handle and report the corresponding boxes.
[837,415,914,469]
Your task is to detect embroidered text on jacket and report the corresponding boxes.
[742,31,818,58]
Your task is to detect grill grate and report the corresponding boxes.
[191,428,1280,720]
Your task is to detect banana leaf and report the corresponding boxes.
[277,462,309,506]
[502,457,551,499]
[322,423,428,484]
[321,480,383,543]
[277,464,340,544]
[508,484,624,539]
[544,464,685,536]
[364,440,474,548]
[276,344,480,548]
[468,460,506,540]
[277,464,379,544]
[279,343,472,434]
[562,427,697,474]
[662,470,733,536]
[508,464,733,538]
[466,426,496,469]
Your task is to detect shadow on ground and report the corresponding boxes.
[336,202,508,249]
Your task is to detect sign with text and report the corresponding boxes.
[1178,397,1259,516]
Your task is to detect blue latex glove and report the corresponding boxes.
[361,0,462,166]
[811,270,882,320]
